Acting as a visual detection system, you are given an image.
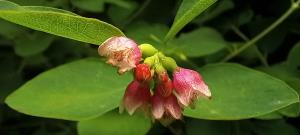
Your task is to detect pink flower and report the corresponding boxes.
[157,72,173,97]
[173,67,211,107]
[134,64,152,82]
[120,80,151,115]
[151,89,182,120]
[98,36,142,74]
[151,74,182,120]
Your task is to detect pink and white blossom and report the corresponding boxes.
[151,89,182,120]
[120,80,151,115]
[173,67,211,106]
[98,36,142,74]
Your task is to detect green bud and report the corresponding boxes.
[161,56,178,72]
[154,63,166,74]
[139,44,158,58]
[144,55,156,67]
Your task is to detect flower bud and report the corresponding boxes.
[121,80,151,115]
[98,36,142,74]
[157,72,173,97]
[172,67,211,106]
[134,64,152,82]
[139,44,158,58]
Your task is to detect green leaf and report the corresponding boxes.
[183,63,299,120]
[0,19,27,39]
[78,111,151,135]
[193,0,235,24]
[71,0,132,12]
[9,0,55,6]
[125,22,169,50]
[70,0,106,12]
[14,31,55,57]
[171,27,227,57]
[164,0,217,42]
[108,1,138,27]
[255,112,283,120]
[23,6,79,16]
[0,0,124,45]
[5,58,131,121]
[287,42,300,70]
[257,63,300,117]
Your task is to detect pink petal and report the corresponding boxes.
[164,94,182,119]
[188,69,211,97]
[98,36,142,74]
[173,67,211,106]
[151,93,165,119]
[122,81,150,115]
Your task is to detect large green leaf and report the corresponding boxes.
[78,111,151,135]
[183,63,299,120]
[287,42,300,70]
[5,58,131,121]
[0,0,124,45]
[171,27,227,57]
[164,0,217,42]
[257,63,300,118]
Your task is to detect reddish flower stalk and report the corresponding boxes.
[173,67,211,107]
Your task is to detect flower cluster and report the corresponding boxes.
[98,36,211,121]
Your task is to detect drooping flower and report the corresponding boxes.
[151,87,182,120]
[134,63,152,82]
[120,80,151,115]
[151,72,182,120]
[98,36,142,74]
[173,67,211,107]
[157,72,173,97]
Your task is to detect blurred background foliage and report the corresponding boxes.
[0,0,300,134]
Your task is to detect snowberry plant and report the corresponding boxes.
[98,36,211,122]
[1,0,300,134]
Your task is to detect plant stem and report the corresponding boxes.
[221,1,299,62]
[231,25,269,66]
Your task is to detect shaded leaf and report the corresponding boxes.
[78,111,151,135]
[107,1,138,27]
[5,58,131,121]
[14,31,55,57]
[164,0,217,42]
[193,0,235,24]
[257,63,300,117]
[171,27,227,57]
[125,22,169,50]
[71,0,132,12]
[184,63,299,120]
[287,42,300,70]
